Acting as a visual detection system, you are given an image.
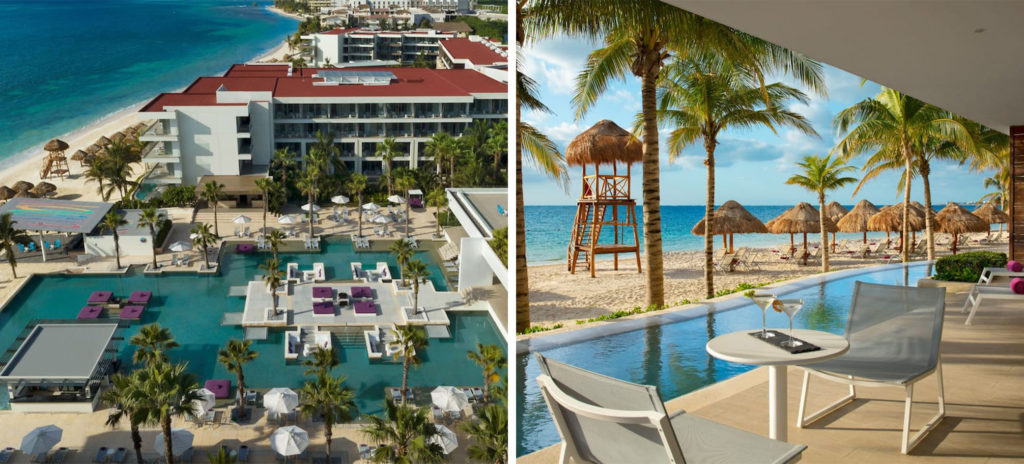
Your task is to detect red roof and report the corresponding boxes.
[140,94,245,112]
[440,38,507,66]
[184,77,279,93]
[322,27,360,35]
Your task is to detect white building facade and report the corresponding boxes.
[138,64,506,186]
[302,28,458,67]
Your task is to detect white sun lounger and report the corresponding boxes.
[962,285,1024,325]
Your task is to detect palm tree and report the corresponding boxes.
[266,229,286,262]
[134,362,201,464]
[376,137,399,196]
[969,126,1011,212]
[273,148,296,197]
[189,223,218,270]
[362,400,444,463]
[302,346,340,378]
[395,171,416,237]
[137,207,165,270]
[913,121,976,259]
[785,155,857,271]
[130,323,180,367]
[485,121,508,179]
[0,213,30,279]
[346,174,368,237]
[426,186,446,239]
[404,259,429,315]
[390,325,428,406]
[297,171,319,239]
[527,0,826,308]
[834,88,971,261]
[298,374,356,462]
[389,239,414,287]
[656,55,816,298]
[202,181,224,237]
[460,404,507,464]
[100,211,128,269]
[217,339,259,417]
[254,177,276,234]
[424,132,457,185]
[309,130,340,173]
[466,343,505,403]
[260,258,283,316]
[102,372,147,464]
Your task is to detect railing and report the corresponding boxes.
[581,174,631,200]
[143,122,174,137]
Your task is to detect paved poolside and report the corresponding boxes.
[520,287,1024,463]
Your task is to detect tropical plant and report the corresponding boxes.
[137,207,166,270]
[346,174,368,237]
[785,155,857,271]
[466,344,506,403]
[129,323,180,367]
[485,120,508,178]
[395,171,417,237]
[390,325,428,406]
[217,339,259,416]
[100,210,128,269]
[0,213,30,279]
[267,229,286,262]
[969,126,1011,213]
[102,371,147,464]
[254,177,276,235]
[460,404,507,464]
[834,88,973,261]
[426,186,447,238]
[297,171,319,239]
[273,148,297,198]
[655,54,816,298]
[389,239,414,287]
[362,400,445,463]
[424,132,458,185]
[302,346,340,378]
[205,447,238,464]
[404,259,429,315]
[260,258,283,316]
[298,374,357,462]
[190,223,218,270]
[134,362,201,464]
[527,0,826,308]
[376,137,400,196]
[202,181,224,237]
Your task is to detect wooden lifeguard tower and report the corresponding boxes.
[41,139,71,181]
[565,120,642,277]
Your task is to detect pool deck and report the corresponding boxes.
[520,287,1024,463]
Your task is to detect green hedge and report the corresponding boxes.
[155,218,173,248]
[934,251,1008,282]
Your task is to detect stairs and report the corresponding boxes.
[567,202,608,273]
[323,326,367,347]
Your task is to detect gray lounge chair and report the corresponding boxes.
[534,353,805,463]
[797,282,947,454]
[92,447,108,463]
[0,448,14,464]
[237,445,249,462]
[109,448,126,463]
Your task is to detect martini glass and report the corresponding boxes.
[749,293,777,339]
[776,299,804,347]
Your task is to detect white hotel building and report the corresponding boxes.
[301,28,458,67]
[137,64,506,185]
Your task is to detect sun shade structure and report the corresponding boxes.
[21,425,62,456]
[263,387,299,414]
[565,120,642,277]
[691,200,768,254]
[12,181,33,192]
[934,202,989,254]
[30,182,56,197]
[768,202,837,260]
[43,139,69,152]
[0,186,14,201]
[271,426,309,456]
[837,199,881,243]
[0,323,118,388]
[973,202,1008,225]
[0,198,113,233]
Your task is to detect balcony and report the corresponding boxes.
[144,164,182,185]
[139,121,177,142]
[140,143,180,163]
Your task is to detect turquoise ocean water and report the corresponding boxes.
[0,0,297,165]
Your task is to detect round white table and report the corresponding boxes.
[706,329,849,441]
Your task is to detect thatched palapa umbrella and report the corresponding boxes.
[869,202,925,249]
[12,181,33,192]
[838,199,881,244]
[95,136,111,147]
[0,186,14,202]
[14,190,37,198]
[30,182,56,197]
[110,132,126,143]
[934,202,988,254]
[70,149,88,166]
[973,203,1008,234]
[767,202,837,263]
[43,139,69,152]
[85,144,101,154]
[691,200,767,254]
[824,201,848,251]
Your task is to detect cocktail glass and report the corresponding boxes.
[750,293,777,339]
[777,299,804,347]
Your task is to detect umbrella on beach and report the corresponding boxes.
[278,215,299,225]
[21,425,61,456]
[0,186,15,201]
[430,425,459,454]
[973,202,1008,231]
[300,203,321,212]
[767,202,837,261]
[14,190,37,199]
[111,132,126,143]
[331,195,349,204]
[837,199,881,244]
[30,182,56,196]
[71,149,88,164]
[12,181,33,192]
[95,136,111,147]
[431,386,469,413]
[934,202,988,255]
[233,215,252,224]
[373,215,392,224]
[154,428,193,457]
[85,144,101,154]
[363,203,381,212]
[263,388,299,415]
[387,195,405,204]
[271,426,309,457]
[167,241,193,252]
[868,202,925,249]
[191,388,216,416]
[823,201,849,251]
[690,200,768,254]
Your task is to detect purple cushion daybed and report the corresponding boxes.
[351,286,373,299]
[354,300,376,315]
[127,291,151,304]
[205,380,230,399]
[120,305,145,320]
[235,243,255,254]
[312,287,333,299]
[312,301,335,315]
[77,305,102,320]
[88,291,113,304]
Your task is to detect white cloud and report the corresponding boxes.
[522,35,599,95]
[541,121,583,145]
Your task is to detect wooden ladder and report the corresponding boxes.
[568,202,608,275]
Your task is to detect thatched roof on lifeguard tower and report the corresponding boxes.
[565,120,643,167]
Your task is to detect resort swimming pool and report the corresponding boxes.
[515,263,931,456]
[0,238,505,416]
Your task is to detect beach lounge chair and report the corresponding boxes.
[244,226,251,237]
[50,447,69,464]
[54,239,61,249]
[711,248,730,272]
[390,388,402,403]
[31,452,45,463]
[17,244,24,253]
[797,282,946,454]
[28,242,35,252]
[0,448,15,464]
[962,280,1024,325]
[234,226,240,237]
[109,448,126,463]
[92,447,108,463]
[237,445,250,462]
[472,387,484,402]
[534,353,805,463]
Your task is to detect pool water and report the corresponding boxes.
[0,238,504,416]
[516,263,930,456]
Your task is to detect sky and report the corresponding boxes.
[520,35,997,207]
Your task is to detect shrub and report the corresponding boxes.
[154,185,197,208]
[154,218,173,248]
[934,251,1008,282]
